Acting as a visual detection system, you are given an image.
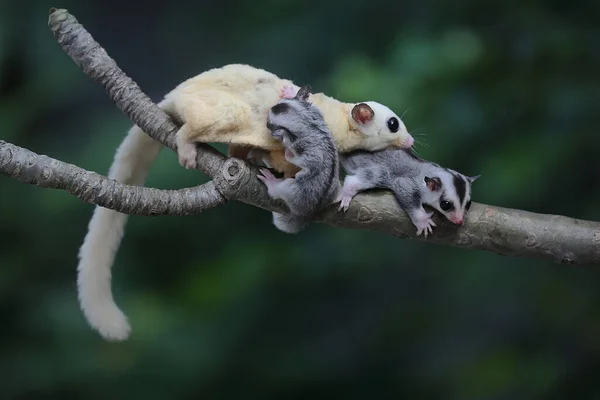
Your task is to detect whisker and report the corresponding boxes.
[415,139,430,148]
[409,128,426,135]
[401,108,410,119]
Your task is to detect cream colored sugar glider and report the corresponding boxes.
[174,64,414,174]
[77,63,415,341]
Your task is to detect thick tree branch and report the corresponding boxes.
[320,192,600,265]
[0,140,225,216]
[39,8,600,265]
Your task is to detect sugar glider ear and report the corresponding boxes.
[467,175,481,183]
[424,176,442,192]
[351,103,375,124]
[295,85,312,103]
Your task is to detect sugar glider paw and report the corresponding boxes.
[258,168,276,182]
[413,211,436,237]
[338,195,354,213]
[257,168,281,189]
[177,142,198,170]
[279,85,297,99]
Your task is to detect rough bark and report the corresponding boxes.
[17,7,595,265]
[0,140,225,216]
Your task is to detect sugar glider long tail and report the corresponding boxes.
[77,100,172,341]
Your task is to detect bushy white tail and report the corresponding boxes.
[77,121,164,341]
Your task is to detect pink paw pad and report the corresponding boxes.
[414,211,436,237]
[257,168,279,186]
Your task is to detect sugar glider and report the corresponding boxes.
[77,63,414,341]
[169,64,414,174]
[257,85,341,233]
[339,148,479,236]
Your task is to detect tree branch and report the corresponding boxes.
[47,7,226,179]
[38,8,600,265]
[199,157,600,264]
[0,140,225,216]
[319,192,600,265]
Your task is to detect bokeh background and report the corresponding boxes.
[1,0,600,398]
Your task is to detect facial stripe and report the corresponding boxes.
[271,102,290,115]
[318,142,338,209]
[453,173,466,205]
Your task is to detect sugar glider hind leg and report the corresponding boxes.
[338,173,378,212]
[76,99,173,341]
[172,89,278,169]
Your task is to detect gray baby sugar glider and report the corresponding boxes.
[339,148,479,236]
[258,85,342,233]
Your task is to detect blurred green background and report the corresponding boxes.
[1,0,600,398]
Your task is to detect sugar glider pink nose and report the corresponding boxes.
[455,218,464,225]
[407,135,414,148]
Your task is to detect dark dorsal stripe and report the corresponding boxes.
[453,173,466,205]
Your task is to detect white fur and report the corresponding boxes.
[77,114,165,341]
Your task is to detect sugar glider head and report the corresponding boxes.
[349,102,414,150]
[267,85,328,146]
[422,171,480,225]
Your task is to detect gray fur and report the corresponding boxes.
[258,85,341,233]
[339,148,479,236]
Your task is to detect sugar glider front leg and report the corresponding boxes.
[175,124,201,169]
[389,177,436,237]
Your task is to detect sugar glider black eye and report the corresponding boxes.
[387,117,399,133]
[440,200,453,211]
[466,200,472,210]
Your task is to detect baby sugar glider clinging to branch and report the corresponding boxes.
[76,63,414,342]
[257,85,341,233]
[339,148,480,236]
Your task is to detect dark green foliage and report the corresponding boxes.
[1,0,599,398]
